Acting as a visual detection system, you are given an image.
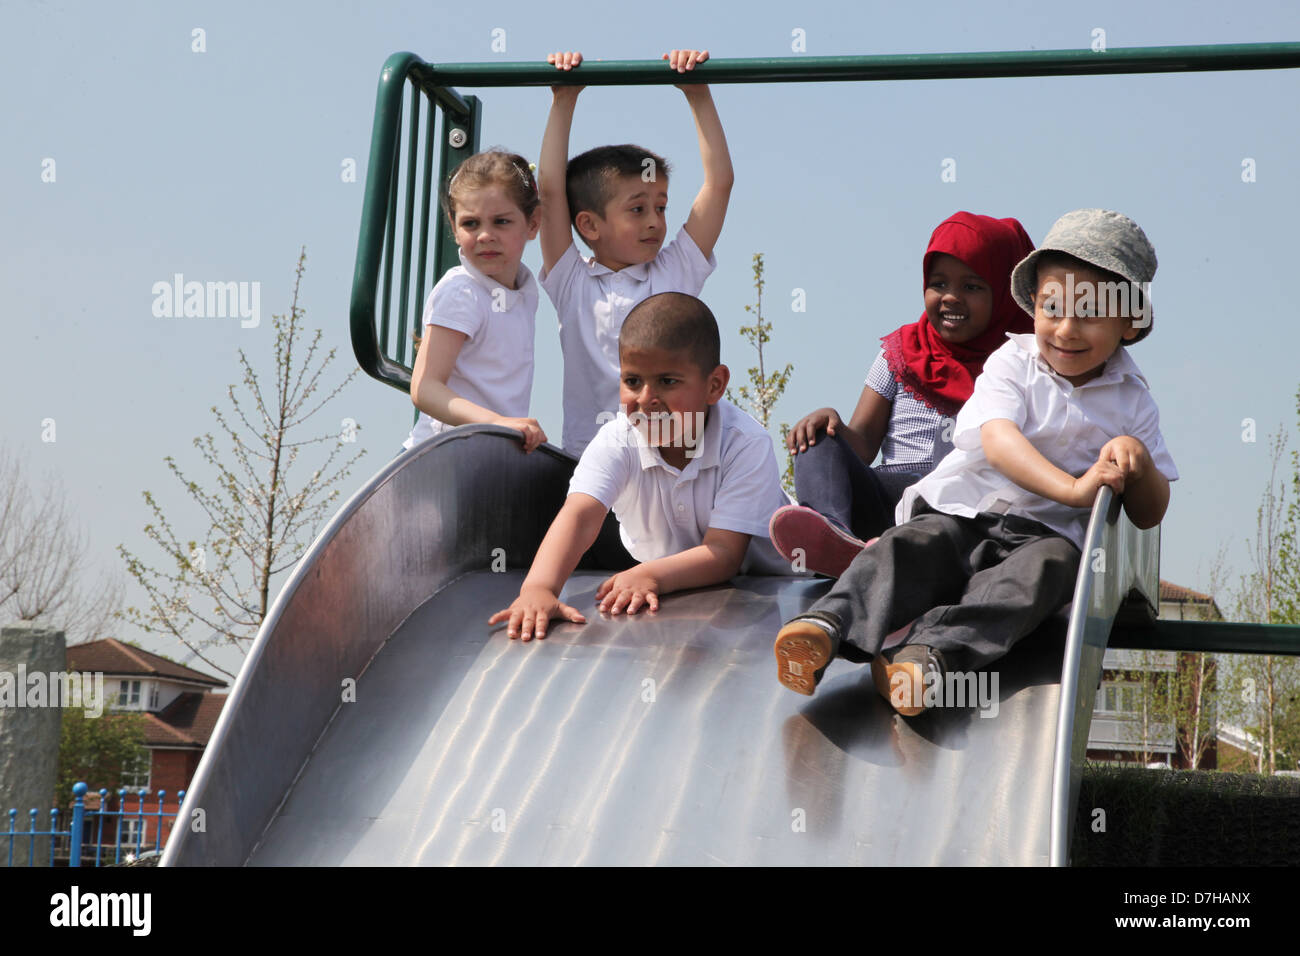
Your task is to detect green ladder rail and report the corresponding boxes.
[349,42,1300,396]
[1110,620,1300,656]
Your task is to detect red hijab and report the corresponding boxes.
[881,212,1035,417]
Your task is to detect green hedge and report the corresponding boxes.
[1072,763,1300,865]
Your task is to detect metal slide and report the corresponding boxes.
[160,427,1155,866]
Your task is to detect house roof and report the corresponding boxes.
[155,692,228,747]
[125,692,229,748]
[71,692,229,782]
[66,639,226,688]
[1159,580,1215,604]
[141,712,198,748]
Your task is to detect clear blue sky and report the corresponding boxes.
[4,0,1298,673]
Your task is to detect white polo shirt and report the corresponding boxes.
[569,399,792,575]
[404,252,539,450]
[539,227,716,456]
[898,334,1178,550]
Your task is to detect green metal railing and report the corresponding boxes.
[408,43,1300,87]
[349,42,1300,395]
[1111,619,1300,656]
[349,41,1300,662]
[351,54,482,391]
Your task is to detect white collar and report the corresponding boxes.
[457,250,535,306]
[583,253,651,283]
[626,401,725,476]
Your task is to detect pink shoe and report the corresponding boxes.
[768,505,872,578]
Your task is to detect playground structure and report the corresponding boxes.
[161,44,1300,867]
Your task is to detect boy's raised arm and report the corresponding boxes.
[666,49,734,261]
[487,491,608,640]
[539,52,584,273]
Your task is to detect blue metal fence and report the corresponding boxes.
[4,781,185,867]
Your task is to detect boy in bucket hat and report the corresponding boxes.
[771,209,1178,715]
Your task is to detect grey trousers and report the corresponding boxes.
[809,500,1081,671]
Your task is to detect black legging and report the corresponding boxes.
[791,431,923,540]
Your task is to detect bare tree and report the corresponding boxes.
[0,446,122,643]
[727,253,795,493]
[1221,427,1300,773]
[118,250,365,678]
[1173,545,1228,770]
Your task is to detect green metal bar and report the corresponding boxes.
[432,95,482,283]
[1110,620,1300,656]
[423,43,1300,88]
[396,81,421,366]
[431,110,456,288]
[405,59,474,116]
[410,104,436,369]
[351,53,419,391]
[379,130,400,360]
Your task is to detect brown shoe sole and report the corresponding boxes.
[774,622,834,696]
[871,658,929,717]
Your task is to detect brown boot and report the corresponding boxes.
[871,644,945,716]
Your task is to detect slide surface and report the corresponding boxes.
[247,570,1066,866]
[161,427,1137,867]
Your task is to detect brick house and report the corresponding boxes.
[64,639,228,850]
[1087,580,1221,768]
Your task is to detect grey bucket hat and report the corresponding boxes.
[1010,208,1157,341]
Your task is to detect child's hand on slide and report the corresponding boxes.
[596,566,662,615]
[493,416,546,453]
[489,585,586,641]
[1099,435,1152,480]
[787,407,843,453]
[1069,458,1127,509]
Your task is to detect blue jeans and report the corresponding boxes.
[792,431,922,540]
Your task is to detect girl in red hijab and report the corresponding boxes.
[770,212,1035,577]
